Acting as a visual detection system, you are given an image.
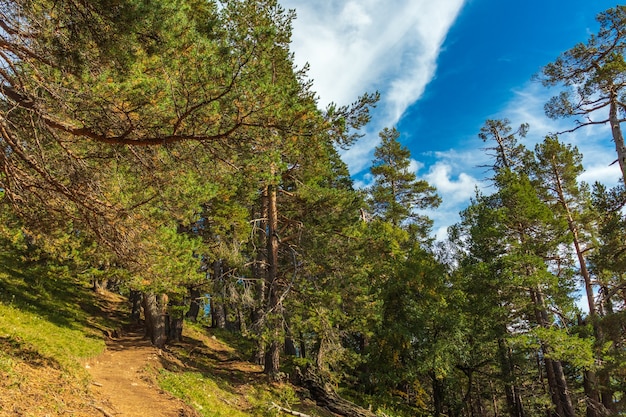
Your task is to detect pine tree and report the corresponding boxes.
[540,6,626,186]
[532,136,607,416]
[451,120,588,417]
[367,127,440,239]
[590,183,626,413]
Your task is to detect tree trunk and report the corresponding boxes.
[166,298,184,343]
[92,278,108,293]
[263,182,283,377]
[285,336,298,356]
[211,260,227,329]
[552,168,604,417]
[498,337,525,417]
[142,292,167,348]
[252,187,269,365]
[166,316,183,342]
[543,356,566,417]
[225,303,239,331]
[236,306,247,333]
[129,290,142,325]
[315,336,329,372]
[211,297,227,329]
[489,379,499,417]
[599,376,614,413]
[582,371,604,417]
[432,373,445,417]
[185,286,202,322]
[531,288,576,417]
[295,366,376,417]
[299,332,307,359]
[609,95,626,187]
[553,171,596,317]
[265,340,281,378]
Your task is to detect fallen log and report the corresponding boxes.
[294,366,376,417]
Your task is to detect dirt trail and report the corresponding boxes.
[85,330,197,417]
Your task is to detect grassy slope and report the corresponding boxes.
[0,252,107,415]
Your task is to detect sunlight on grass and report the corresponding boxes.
[0,262,107,415]
[0,262,105,378]
[158,368,324,417]
[158,370,252,417]
[0,302,104,373]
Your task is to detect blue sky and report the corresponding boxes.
[281,0,623,238]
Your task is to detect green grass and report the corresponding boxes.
[0,243,110,415]
[0,251,106,377]
[158,367,321,417]
[0,302,104,374]
[0,240,350,417]
[159,370,253,417]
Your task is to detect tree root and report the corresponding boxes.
[270,401,312,417]
[90,403,115,417]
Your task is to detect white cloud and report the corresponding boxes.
[282,0,467,174]
[353,172,373,190]
[281,1,622,241]
[284,0,465,109]
[340,2,373,29]
[340,133,380,175]
[363,78,620,239]
[408,158,424,175]
[424,162,479,203]
[411,77,623,239]
[414,155,485,239]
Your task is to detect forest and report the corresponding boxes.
[0,1,625,416]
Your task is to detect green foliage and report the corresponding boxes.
[531,328,595,369]
[138,224,205,293]
[2,2,625,416]
[590,183,626,286]
[367,127,441,237]
[540,5,626,185]
[478,119,531,173]
[366,245,465,413]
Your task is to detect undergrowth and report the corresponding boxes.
[158,370,252,417]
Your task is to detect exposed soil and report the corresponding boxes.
[86,329,199,417]
[0,337,95,416]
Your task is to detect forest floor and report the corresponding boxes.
[0,276,334,417]
[0,241,341,417]
[84,294,333,417]
[86,328,199,417]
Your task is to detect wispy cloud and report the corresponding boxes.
[282,1,621,240]
[283,0,467,174]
